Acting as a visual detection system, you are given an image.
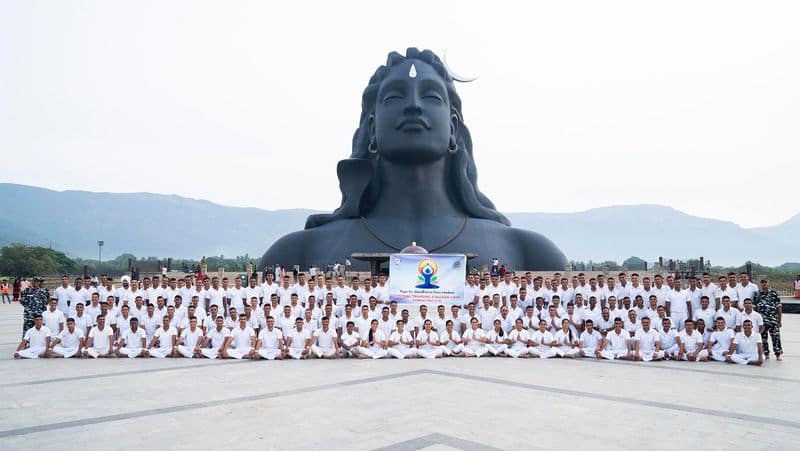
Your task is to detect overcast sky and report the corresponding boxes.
[2,1,798,228]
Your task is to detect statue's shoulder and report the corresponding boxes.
[504,226,568,270]
[259,219,362,267]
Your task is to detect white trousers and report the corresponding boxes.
[555,346,579,357]
[257,348,282,360]
[442,344,463,356]
[287,347,307,359]
[579,347,598,358]
[52,345,80,358]
[200,347,222,359]
[662,344,680,358]
[149,347,173,358]
[730,352,759,365]
[311,345,336,358]
[17,347,45,359]
[601,349,629,360]
[464,345,489,357]
[118,347,145,358]
[505,345,530,358]
[362,346,388,359]
[177,345,198,358]
[680,349,709,361]
[530,345,557,359]
[227,347,253,359]
[86,347,112,358]
[671,312,688,331]
[638,349,665,362]
[710,349,729,362]
[340,346,361,357]
[417,346,443,359]
[487,344,508,356]
[388,347,418,359]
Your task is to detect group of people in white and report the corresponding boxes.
[14,270,767,365]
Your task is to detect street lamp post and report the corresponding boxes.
[98,241,104,263]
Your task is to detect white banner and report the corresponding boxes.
[388,253,466,304]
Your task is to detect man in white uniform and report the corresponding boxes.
[506,319,531,358]
[707,317,735,362]
[285,317,311,359]
[716,296,741,330]
[54,275,74,317]
[49,317,84,358]
[737,298,764,334]
[339,321,361,358]
[148,316,178,358]
[84,315,114,358]
[600,318,632,360]
[14,315,51,359]
[388,320,418,359]
[462,317,489,357]
[177,316,205,358]
[222,314,256,359]
[727,319,763,365]
[416,319,444,359]
[735,273,759,311]
[677,320,708,361]
[529,320,557,359]
[633,317,664,362]
[201,316,231,359]
[116,317,148,358]
[42,298,65,338]
[311,316,339,358]
[665,287,691,331]
[440,320,463,356]
[256,316,284,360]
[578,319,603,358]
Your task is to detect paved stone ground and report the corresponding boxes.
[0,303,797,450]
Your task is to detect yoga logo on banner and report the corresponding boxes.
[389,254,466,304]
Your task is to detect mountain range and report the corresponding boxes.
[1,183,798,267]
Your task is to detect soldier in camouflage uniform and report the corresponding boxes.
[755,278,783,361]
[20,277,50,337]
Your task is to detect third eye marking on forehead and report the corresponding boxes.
[409,63,417,78]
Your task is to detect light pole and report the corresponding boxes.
[97,241,104,263]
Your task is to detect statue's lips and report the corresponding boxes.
[396,119,429,132]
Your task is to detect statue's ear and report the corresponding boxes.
[367,114,376,141]
[450,113,459,144]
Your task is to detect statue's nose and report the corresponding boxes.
[403,93,423,115]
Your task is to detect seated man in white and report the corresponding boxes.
[84,314,114,358]
[256,315,284,360]
[14,315,51,359]
[359,319,388,359]
[415,319,444,359]
[201,315,230,359]
[311,316,339,358]
[50,317,84,358]
[707,317,735,362]
[676,320,708,362]
[388,320,418,359]
[439,320,464,357]
[578,319,603,359]
[177,316,205,358]
[115,317,148,358]
[148,315,178,358]
[462,317,490,358]
[529,319,557,359]
[633,317,664,362]
[600,318,632,360]
[486,319,509,356]
[222,314,256,359]
[658,318,680,359]
[727,319,763,365]
[506,318,531,358]
[338,320,361,358]
[554,318,579,358]
[285,317,311,360]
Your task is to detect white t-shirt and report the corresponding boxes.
[56,328,83,349]
[205,287,226,310]
[554,329,574,347]
[54,286,74,313]
[288,328,311,349]
[736,283,759,306]
[659,329,677,348]
[579,330,602,349]
[180,327,205,350]
[244,286,263,305]
[258,328,283,350]
[313,327,336,348]
[634,328,659,351]
[276,285,295,306]
[734,331,760,354]
[666,290,689,313]
[716,308,741,329]
[154,326,178,350]
[737,311,764,330]
[71,313,92,337]
[389,330,413,348]
[462,328,487,346]
[207,326,231,349]
[678,330,704,352]
[340,330,360,347]
[42,309,65,335]
[530,329,555,346]
[230,326,256,349]
[24,326,52,349]
[605,330,630,351]
[507,328,530,348]
[709,328,735,352]
[88,325,113,352]
[226,287,247,313]
[123,328,147,350]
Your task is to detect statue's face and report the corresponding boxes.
[373,60,453,164]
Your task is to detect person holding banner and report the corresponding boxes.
[506,318,531,358]
[487,319,508,356]
[360,319,388,359]
[440,320,464,357]
[462,317,489,357]
[388,320,417,359]
[416,319,443,359]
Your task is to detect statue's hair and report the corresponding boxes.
[306,47,510,228]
